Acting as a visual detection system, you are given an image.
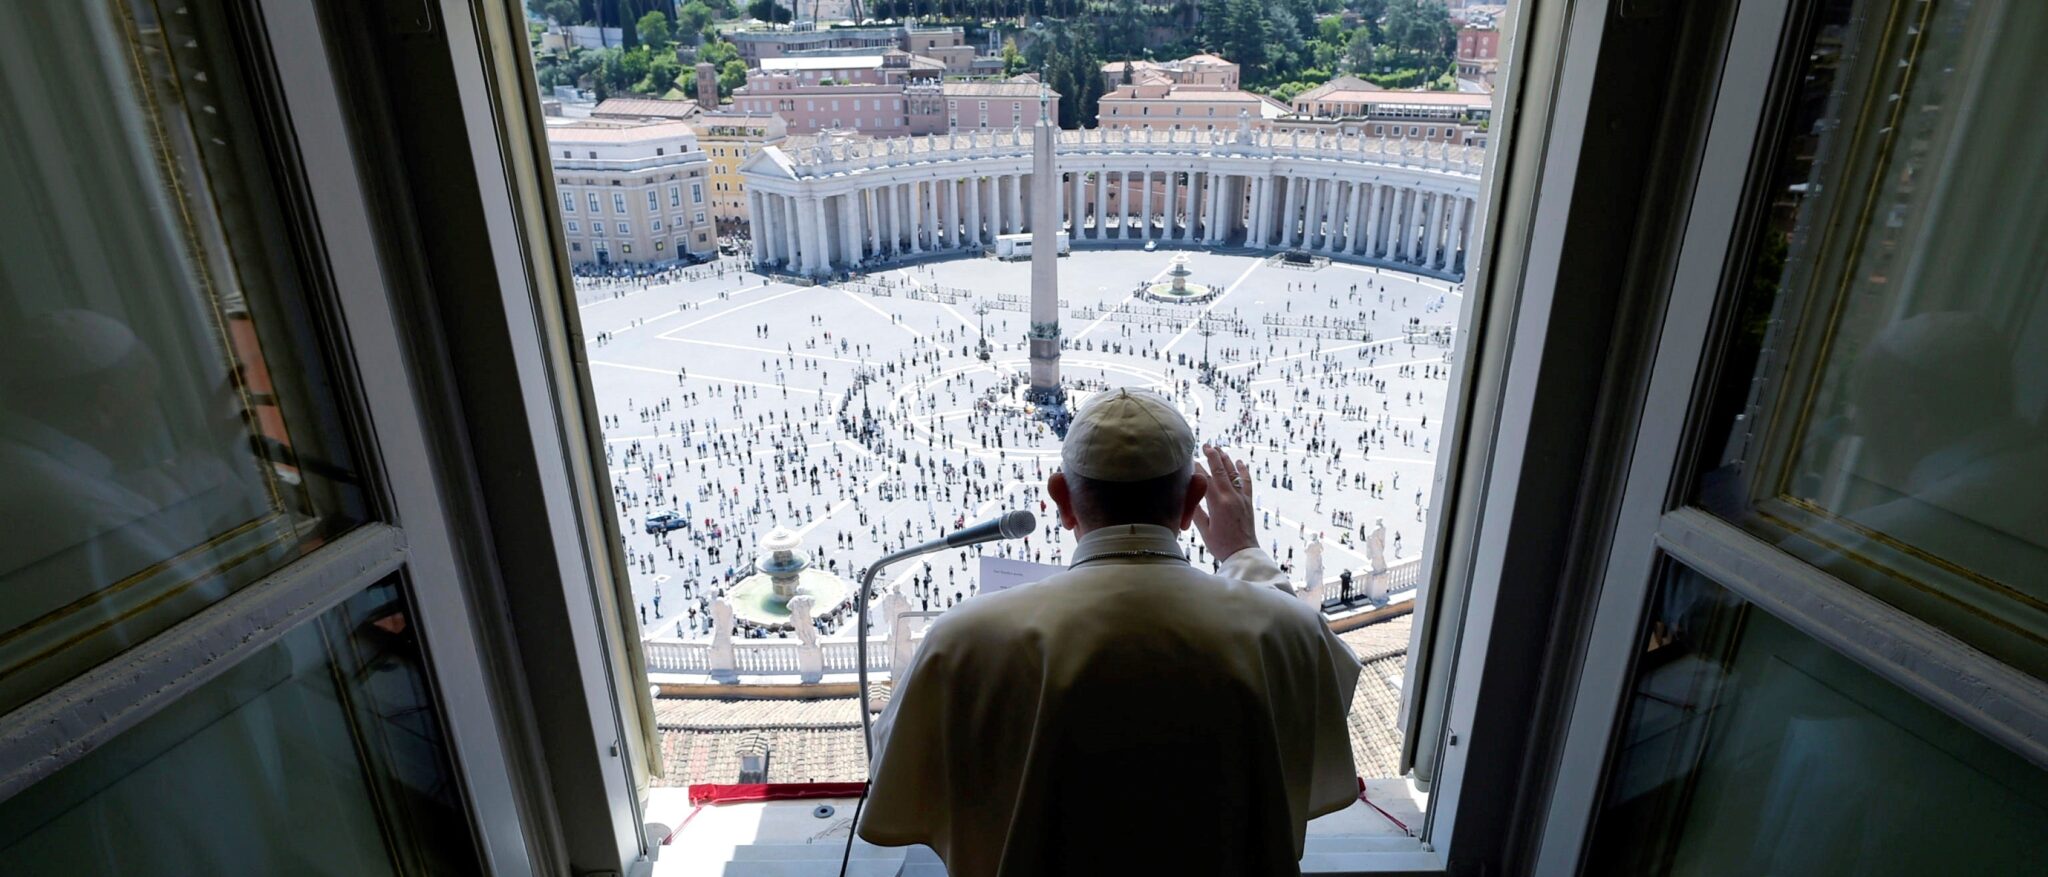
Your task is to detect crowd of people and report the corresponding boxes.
[590,256,1458,644]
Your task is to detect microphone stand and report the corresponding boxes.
[854,543,943,758]
[840,543,945,877]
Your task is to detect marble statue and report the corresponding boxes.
[787,595,818,647]
[708,596,737,680]
[1303,537,1326,606]
[1367,518,1389,574]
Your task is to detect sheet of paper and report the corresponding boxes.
[977,556,1066,595]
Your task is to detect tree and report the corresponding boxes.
[747,0,792,23]
[719,59,749,97]
[1382,0,1454,71]
[1342,26,1373,73]
[642,52,682,94]
[677,2,718,41]
[1001,38,1025,77]
[532,0,578,23]
[637,10,673,50]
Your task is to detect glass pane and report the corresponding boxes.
[0,576,481,875]
[0,0,368,711]
[1693,0,2048,674]
[1586,562,2048,876]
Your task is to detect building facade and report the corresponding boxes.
[695,110,788,235]
[1283,79,1494,147]
[546,120,718,267]
[1098,53,1241,92]
[941,81,1055,131]
[727,23,977,72]
[733,57,1052,138]
[1098,83,1289,133]
[739,124,1483,279]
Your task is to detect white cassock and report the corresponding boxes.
[858,523,1362,876]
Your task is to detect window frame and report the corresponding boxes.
[1531,0,2048,871]
[0,0,541,871]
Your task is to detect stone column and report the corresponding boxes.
[1280,175,1302,249]
[775,194,793,267]
[1447,196,1469,274]
[1007,173,1023,235]
[1306,177,1322,249]
[805,194,824,272]
[1183,172,1199,242]
[1424,191,1443,269]
[748,191,767,263]
[1140,172,1154,240]
[904,182,921,255]
[923,180,938,251]
[1093,170,1106,239]
[1071,170,1084,237]
[1248,175,1266,248]
[1345,182,1365,254]
[866,188,881,257]
[1392,187,1409,260]
[1165,172,1178,239]
[965,176,982,247]
[834,193,852,271]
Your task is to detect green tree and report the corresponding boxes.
[677,2,717,41]
[699,39,740,69]
[1001,38,1025,76]
[641,52,682,94]
[1342,26,1374,72]
[1382,0,1453,71]
[636,10,672,50]
[747,0,792,23]
[719,59,749,97]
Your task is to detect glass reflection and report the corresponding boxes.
[1693,0,2048,674]
[0,0,366,712]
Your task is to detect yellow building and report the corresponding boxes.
[695,109,788,237]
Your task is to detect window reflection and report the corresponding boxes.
[1586,564,2048,876]
[0,0,366,712]
[0,577,481,875]
[1693,0,2048,674]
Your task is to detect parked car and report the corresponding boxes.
[1143,240,1157,252]
[644,511,686,534]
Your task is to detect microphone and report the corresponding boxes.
[943,510,1038,548]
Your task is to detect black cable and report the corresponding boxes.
[837,781,870,877]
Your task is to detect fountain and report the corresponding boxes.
[727,527,852,628]
[1143,253,1219,303]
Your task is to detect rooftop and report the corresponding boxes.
[1297,88,1494,109]
[940,81,1056,98]
[762,55,885,72]
[546,119,700,145]
[591,97,699,120]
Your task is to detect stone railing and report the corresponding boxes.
[644,612,942,680]
[777,125,1487,180]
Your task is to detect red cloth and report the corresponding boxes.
[687,782,867,806]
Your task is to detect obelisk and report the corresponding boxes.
[1026,82,1064,409]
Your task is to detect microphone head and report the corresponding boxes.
[999,510,1036,539]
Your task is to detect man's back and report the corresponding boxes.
[859,527,1361,876]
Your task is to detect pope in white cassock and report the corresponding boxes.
[859,389,1363,876]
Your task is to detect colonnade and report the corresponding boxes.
[746,150,1478,280]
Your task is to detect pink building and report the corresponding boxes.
[1097,83,1287,133]
[734,56,1053,136]
[1098,53,1241,93]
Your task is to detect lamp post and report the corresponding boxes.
[974,299,992,361]
[1197,314,1218,386]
